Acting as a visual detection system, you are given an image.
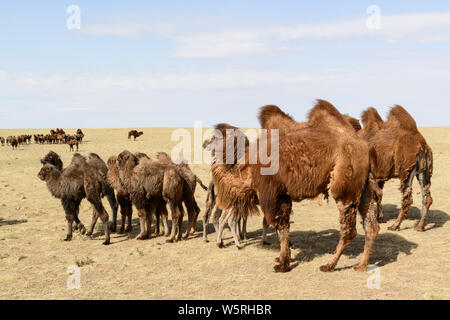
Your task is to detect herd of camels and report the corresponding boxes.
[38,99,433,273]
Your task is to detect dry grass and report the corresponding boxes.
[0,127,449,300]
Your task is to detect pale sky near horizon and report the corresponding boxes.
[1,1,449,129]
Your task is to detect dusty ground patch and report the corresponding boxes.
[0,127,449,299]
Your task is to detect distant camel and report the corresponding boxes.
[128,130,144,140]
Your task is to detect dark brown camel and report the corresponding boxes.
[206,100,379,273]
[117,150,193,242]
[38,151,118,245]
[128,130,144,140]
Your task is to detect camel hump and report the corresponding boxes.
[343,115,362,131]
[387,105,418,132]
[361,107,384,129]
[258,105,295,129]
[71,153,87,167]
[308,99,353,130]
[88,153,102,161]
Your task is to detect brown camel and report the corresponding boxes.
[107,153,168,235]
[117,150,195,242]
[356,106,433,231]
[128,130,144,140]
[38,152,118,245]
[156,152,207,236]
[206,100,379,273]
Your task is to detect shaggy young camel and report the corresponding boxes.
[156,152,207,236]
[117,150,198,242]
[38,152,118,244]
[107,153,168,235]
[206,100,379,273]
[356,106,433,231]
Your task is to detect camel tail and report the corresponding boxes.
[196,176,208,191]
[258,105,295,129]
[387,105,418,132]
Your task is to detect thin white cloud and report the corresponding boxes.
[81,11,450,58]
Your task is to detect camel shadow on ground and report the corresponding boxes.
[381,204,449,230]
[243,227,418,271]
[0,217,28,227]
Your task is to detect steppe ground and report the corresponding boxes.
[0,127,449,300]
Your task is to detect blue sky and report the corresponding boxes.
[1,1,449,128]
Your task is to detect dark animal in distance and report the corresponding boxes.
[128,130,144,140]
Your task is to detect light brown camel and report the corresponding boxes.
[206,100,378,273]
[357,106,433,231]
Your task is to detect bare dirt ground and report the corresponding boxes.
[0,127,449,300]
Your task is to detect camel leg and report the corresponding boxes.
[136,208,148,240]
[72,201,86,235]
[212,208,222,234]
[229,213,243,249]
[167,203,182,242]
[86,210,99,237]
[241,217,247,240]
[117,195,127,234]
[176,205,184,241]
[273,195,292,273]
[216,210,232,248]
[146,205,154,238]
[106,189,118,232]
[415,165,432,232]
[354,182,380,271]
[158,203,170,237]
[122,201,133,232]
[388,167,417,231]
[375,181,386,223]
[261,216,270,245]
[320,202,357,272]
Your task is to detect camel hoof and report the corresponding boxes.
[414,226,425,232]
[118,228,125,234]
[235,245,243,250]
[353,264,368,272]
[319,264,335,272]
[79,226,86,235]
[273,263,291,273]
[204,238,209,243]
[85,231,93,237]
[262,241,270,246]
[166,238,174,243]
[64,236,72,242]
[216,242,224,248]
[102,239,110,245]
[388,225,400,231]
[136,235,147,240]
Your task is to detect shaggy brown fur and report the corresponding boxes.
[156,152,207,236]
[128,130,144,140]
[208,100,379,273]
[38,152,118,244]
[343,115,362,131]
[357,106,433,231]
[107,153,168,235]
[117,150,194,242]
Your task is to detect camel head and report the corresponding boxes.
[41,151,63,171]
[38,163,59,181]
